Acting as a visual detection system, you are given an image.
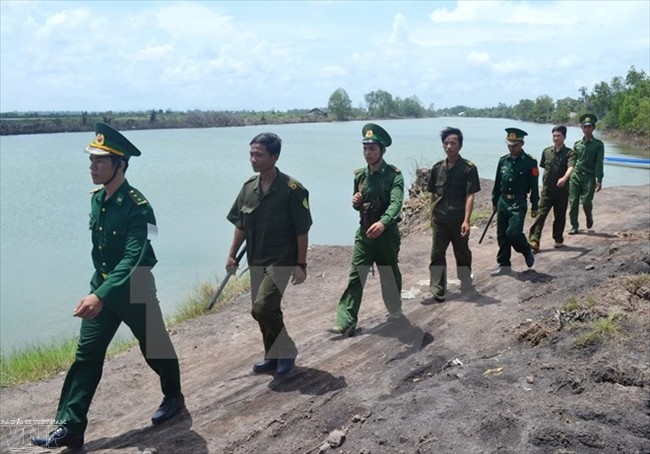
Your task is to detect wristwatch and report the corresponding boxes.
[296,262,307,270]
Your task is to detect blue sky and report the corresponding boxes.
[1,0,648,112]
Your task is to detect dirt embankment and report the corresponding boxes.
[1,178,649,454]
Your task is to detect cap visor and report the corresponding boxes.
[506,140,521,146]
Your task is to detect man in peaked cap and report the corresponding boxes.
[568,114,605,234]
[32,123,184,450]
[490,128,540,276]
[328,123,405,336]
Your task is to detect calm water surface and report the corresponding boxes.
[1,118,648,352]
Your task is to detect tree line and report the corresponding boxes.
[1,67,647,142]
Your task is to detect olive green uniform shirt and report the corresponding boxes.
[573,137,605,182]
[539,145,576,192]
[491,151,540,211]
[227,168,312,266]
[353,161,404,230]
[427,157,480,219]
[89,180,157,302]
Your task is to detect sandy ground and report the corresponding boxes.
[1,179,649,454]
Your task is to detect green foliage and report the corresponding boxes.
[573,312,624,348]
[328,87,353,120]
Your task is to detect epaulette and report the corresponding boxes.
[435,159,445,166]
[89,187,102,194]
[390,165,401,173]
[243,175,257,185]
[465,159,475,167]
[354,167,364,175]
[127,188,148,206]
[288,179,302,191]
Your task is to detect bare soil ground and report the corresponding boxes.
[2,179,649,454]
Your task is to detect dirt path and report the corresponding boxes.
[2,182,649,454]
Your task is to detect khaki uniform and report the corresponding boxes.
[227,168,312,359]
[427,157,480,297]
[529,145,576,244]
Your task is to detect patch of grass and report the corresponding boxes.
[470,210,492,226]
[0,274,250,387]
[573,312,624,348]
[562,296,581,312]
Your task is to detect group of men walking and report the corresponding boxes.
[32,116,604,449]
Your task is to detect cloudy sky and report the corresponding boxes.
[1,0,648,113]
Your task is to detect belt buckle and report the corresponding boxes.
[505,194,514,200]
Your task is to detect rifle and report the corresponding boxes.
[207,245,246,310]
[478,210,497,244]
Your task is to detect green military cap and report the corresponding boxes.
[505,127,528,145]
[362,123,392,148]
[85,122,142,160]
[580,113,598,126]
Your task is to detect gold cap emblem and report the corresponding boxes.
[365,129,374,138]
[508,132,517,140]
[95,133,105,145]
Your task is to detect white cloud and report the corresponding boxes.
[0,1,648,112]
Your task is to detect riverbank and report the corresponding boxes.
[1,178,648,453]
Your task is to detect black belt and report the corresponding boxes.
[502,194,527,200]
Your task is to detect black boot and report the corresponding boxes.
[31,426,84,449]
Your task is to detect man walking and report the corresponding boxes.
[490,128,539,276]
[32,123,184,450]
[568,114,605,234]
[528,125,576,250]
[426,127,480,302]
[329,123,404,336]
[226,132,312,376]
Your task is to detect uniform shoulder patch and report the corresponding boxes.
[465,159,475,167]
[128,188,148,206]
[288,179,303,191]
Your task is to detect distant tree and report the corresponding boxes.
[531,95,554,123]
[149,109,157,123]
[327,88,352,120]
[513,99,535,121]
[397,95,425,118]
[365,90,396,118]
[81,111,88,126]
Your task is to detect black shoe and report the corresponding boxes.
[524,250,535,268]
[253,358,278,374]
[31,426,84,449]
[275,358,296,376]
[568,227,579,235]
[490,266,512,276]
[586,217,593,229]
[151,394,185,425]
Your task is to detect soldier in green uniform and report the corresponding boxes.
[32,123,183,450]
[329,123,404,336]
[528,125,576,251]
[490,128,540,276]
[426,127,480,303]
[226,132,312,376]
[568,114,605,234]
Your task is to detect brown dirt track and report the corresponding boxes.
[1,179,649,454]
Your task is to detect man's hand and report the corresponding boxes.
[595,181,602,192]
[291,266,306,285]
[73,294,103,320]
[225,256,239,274]
[352,192,363,208]
[366,221,385,239]
[556,176,568,188]
[531,210,539,218]
[460,220,470,237]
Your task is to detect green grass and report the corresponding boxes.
[573,312,624,348]
[0,274,250,387]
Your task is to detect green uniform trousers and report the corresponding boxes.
[429,216,472,298]
[336,227,402,330]
[249,265,297,359]
[569,171,596,230]
[56,270,181,434]
[529,189,569,244]
[496,197,532,266]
